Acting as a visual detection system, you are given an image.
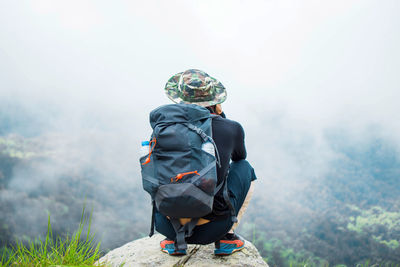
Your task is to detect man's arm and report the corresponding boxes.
[231,123,247,161]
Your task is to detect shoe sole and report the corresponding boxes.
[214,245,244,256]
[161,248,186,256]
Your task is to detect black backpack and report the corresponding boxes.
[140,104,236,250]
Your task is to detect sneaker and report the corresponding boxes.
[214,233,245,256]
[160,238,187,256]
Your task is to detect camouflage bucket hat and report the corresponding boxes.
[164,69,227,107]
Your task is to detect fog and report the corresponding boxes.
[1,0,399,254]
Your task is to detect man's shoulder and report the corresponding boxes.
[212,116,244,132]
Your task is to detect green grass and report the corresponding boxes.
[0,209,105,267]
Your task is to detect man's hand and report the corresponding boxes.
[166,217,210,226]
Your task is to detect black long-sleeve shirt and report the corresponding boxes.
[203,112,247,220]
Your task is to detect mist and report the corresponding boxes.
[1,0,400,264]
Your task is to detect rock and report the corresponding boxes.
[97,233,269,267]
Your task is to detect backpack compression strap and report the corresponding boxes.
[186,123,221,168]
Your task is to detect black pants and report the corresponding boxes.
[155,159,257,244]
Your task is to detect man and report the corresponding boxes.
[155,69,257,256]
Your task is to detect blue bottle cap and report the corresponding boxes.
[141,141,150,146]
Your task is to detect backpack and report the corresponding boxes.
[140,103,236,250]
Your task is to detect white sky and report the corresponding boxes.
[0,0,399,153]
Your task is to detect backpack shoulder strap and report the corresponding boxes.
[210,114,219,119]
[223,170,238,223]
[198,113,237,222]
[170,218,199,250]
[149,200,156,237]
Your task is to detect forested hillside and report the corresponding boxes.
[241,132,400,266]
[1,131,400,266]
[1,105,400,266]
[0,134,150,252]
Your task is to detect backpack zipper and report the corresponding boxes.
[171,171,200,182]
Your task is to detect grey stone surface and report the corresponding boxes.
[97,233,269,267]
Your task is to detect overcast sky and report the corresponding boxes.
[1,0,399,167]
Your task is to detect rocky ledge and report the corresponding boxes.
[98,233,269,267]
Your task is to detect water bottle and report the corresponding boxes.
[202,141,215,156]
[140,141,150,158]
